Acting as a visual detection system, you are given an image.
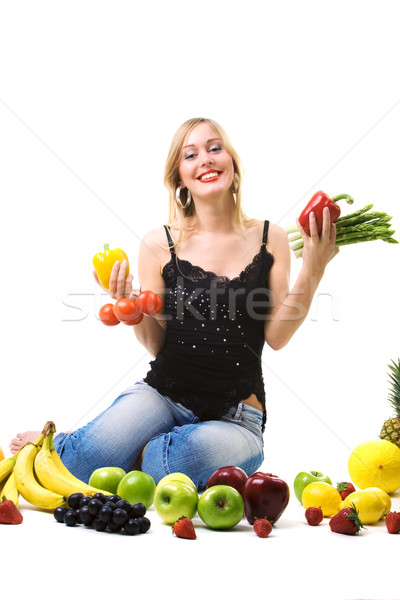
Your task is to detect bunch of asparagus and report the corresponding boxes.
[286,204,398,258]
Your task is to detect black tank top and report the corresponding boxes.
[143,221,274,431]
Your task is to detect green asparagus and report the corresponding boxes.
[286,203,398,258]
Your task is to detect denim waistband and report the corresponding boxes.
[222,401,263,440]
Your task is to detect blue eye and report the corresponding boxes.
[183,144,222,160]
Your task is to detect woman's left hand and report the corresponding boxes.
[296,207,339,281]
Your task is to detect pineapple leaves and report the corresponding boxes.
[387,359,400,414]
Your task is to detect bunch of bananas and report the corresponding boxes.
[0,421,110,510]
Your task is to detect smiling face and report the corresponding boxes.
[178,122,235,201]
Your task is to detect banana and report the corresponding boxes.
[46,427,91,487]
[2,471,20,507]
[50,448,90,487]
[34,422,111,498]
[0,453,18,486]
[14,435,66,510]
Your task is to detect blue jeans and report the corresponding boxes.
[53,380,264,490]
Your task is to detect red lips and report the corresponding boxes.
[197,169,222,181]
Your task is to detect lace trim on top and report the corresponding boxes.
[162,244,274,287]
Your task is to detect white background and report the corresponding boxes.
[1,1,399,598]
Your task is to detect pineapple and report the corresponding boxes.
[380,358,400,449]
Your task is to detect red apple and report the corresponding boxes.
[206,466,248,496]
[243,472,290,524]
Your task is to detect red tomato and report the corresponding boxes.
[123,312,144,326]
[113,297,142,322]
[135,291,162,316]
[99,303,120,326]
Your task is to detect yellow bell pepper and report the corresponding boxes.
[92,243,129,290]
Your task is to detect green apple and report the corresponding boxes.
[116,470,156,508]
[198,485,244,530]
[154,480,198,525]
[88,466,126,494]
[155,472,197,494]
[293,471,332,503]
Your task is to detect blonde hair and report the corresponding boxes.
[164,117,251,248]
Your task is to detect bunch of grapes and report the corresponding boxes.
[54,492,151,535]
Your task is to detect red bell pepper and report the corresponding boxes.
[299,191,354,235]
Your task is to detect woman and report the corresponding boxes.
[10,117,338,489]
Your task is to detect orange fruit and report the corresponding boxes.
[0,446,4,461]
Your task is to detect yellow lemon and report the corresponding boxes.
[340,489,386,524]
[348,439,400,493]
[364,487,391,514]
[301,482,342,516]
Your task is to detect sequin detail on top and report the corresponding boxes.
[143,221,274,431]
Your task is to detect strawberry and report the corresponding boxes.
[253,518,272,538]
[172,517,196,540]
[305,506,323,526]
[336,481,356,500]
[329,503,364,536]
[0,496,23,524]
[385,511,400,534]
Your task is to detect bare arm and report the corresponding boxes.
[264,208,339,350]
[133,229,167,357]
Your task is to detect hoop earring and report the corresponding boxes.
[175,186,192,208]
[232,173,239,194]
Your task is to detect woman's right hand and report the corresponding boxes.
[93,259,134,300]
